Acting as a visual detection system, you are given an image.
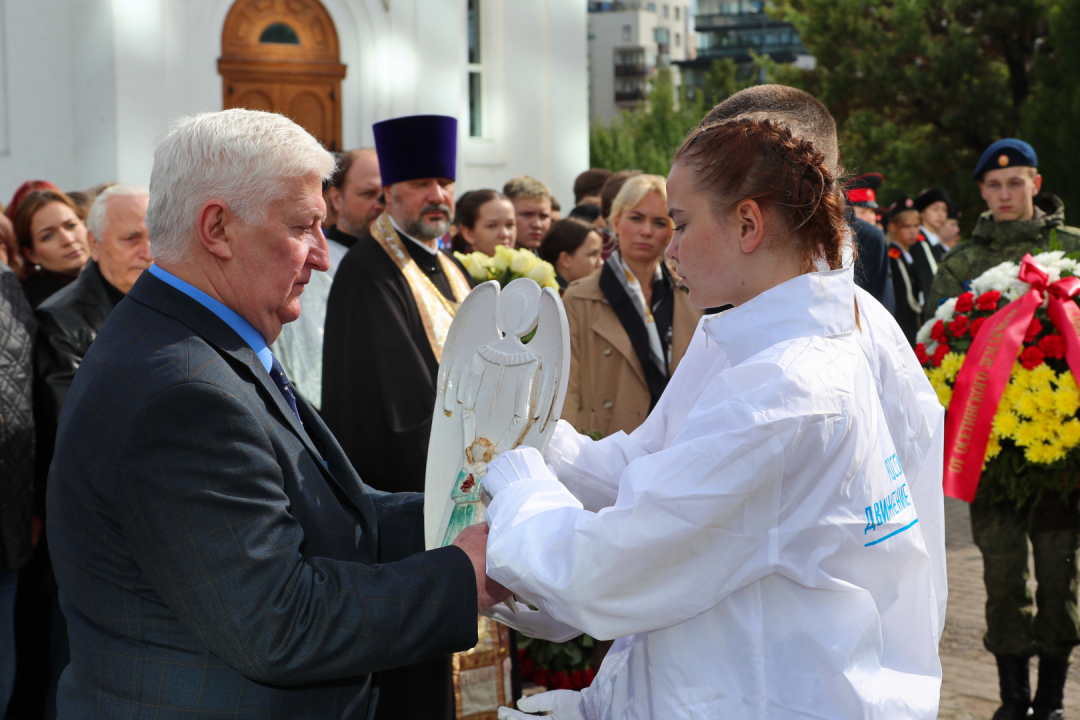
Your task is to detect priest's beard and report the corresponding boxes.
[402,203,452,241]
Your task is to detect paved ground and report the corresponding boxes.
[939,497,1080,718]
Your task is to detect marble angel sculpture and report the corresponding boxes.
[424,278,570,550]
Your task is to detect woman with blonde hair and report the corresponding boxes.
[560,174,702,437]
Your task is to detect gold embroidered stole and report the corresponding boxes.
[369,213,472,362]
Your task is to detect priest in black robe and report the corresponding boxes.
[322,114,474,720]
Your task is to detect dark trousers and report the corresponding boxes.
[971,490,1080,661]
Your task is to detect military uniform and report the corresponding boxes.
[930,172,1080,718]
[928,194,1080,311]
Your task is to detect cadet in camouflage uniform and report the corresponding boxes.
[930,139,1080,720]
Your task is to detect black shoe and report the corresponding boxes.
[1031,656,1069,720]
[993,654,1033,720]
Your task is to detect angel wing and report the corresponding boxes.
[517,287,571,453]
[424,281,502,550]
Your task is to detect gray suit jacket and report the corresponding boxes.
[46,271,478,719]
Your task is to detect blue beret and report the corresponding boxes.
[973,139,1038,181]
[373,115,458,186]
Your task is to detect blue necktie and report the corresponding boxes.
[269,356,302,425]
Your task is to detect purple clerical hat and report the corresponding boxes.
[373,115,458,186]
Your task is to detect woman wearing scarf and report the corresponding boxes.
[560,174,702,438]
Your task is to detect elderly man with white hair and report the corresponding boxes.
[45,109,506,719]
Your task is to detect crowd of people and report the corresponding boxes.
[0,82,1074,720]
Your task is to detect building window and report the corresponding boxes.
[260,23,300,45]
[675,32,681,47]
[647,3,656,11]
[467,0,482,137]
[675,6,681,20]
[622,24,632,41]
[663,4,670,17]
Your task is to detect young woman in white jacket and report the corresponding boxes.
[482,118,943,720]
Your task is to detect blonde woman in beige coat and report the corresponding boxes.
[561,174,702,437]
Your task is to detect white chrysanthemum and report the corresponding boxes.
[916,319,936,345]
[934,297,957,321]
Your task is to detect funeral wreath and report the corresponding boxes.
[917,246,1080,507]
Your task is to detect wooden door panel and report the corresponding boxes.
[282,84,333,149]
[226,81,280,113]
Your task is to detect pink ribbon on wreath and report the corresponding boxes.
[944,254,1080,502]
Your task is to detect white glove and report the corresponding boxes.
[498,690,586,719]
[483,447,555,497]
[483,597,583,643]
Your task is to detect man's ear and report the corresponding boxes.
[196,200,234,261]
[1033,173,1043,196]
[736,199,766,254]
[327,186,343,216]
[87,232,102,262]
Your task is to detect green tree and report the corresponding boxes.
[772,0,1056,224]
[1022,0,1080,217]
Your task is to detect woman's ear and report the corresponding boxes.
[556,250,571,274]
[736,199,766,254]
[460,223,475,247]
[20,244,38,266]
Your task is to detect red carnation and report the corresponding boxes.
[1020,345,1046,370]
[570,670,585,689]
[915,343,930,365]
[584,668,596,685]
[930,320,947,343]
[1025,317,1043,343]
[955,292,975,313]
[931,343,950,367]
[552,671,572,690]
[534,668,549,688]
[1039,334,1066,359]
[949,314,970,338]
[520,657,536,680]
[889,247,901,260]
[976,290,1002,310]
[969,317,988,339]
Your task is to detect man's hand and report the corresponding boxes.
[452,523,511,612]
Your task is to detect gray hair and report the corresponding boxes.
[86,184,149,239]
[146,109,336,264]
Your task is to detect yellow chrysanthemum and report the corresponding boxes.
[935,384,952,408]
[1014,421,1040,447]
[1031,363,1057,387]
[940,352,964,381]
[1060,419,1080,447]
[1059,372,1079,394]
[1035,385,1058,414]
[1016,392,1041,418]
[1055,387,1080,417]
[1005,381,1027,406]
[1012,364,1032,391]
[993,410,1020,436]
[925,367,944,388]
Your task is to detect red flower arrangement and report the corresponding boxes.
[518,648,596,691]
[888,247,901,260]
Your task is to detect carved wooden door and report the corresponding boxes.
[219,0,346,152]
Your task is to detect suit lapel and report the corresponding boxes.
[128,273,358,510]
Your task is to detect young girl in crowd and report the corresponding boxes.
[537,217,604,291]
[12,190,90,307]
[450,189,516,256]
[483,119,942,719]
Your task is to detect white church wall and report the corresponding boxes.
[0,0,587,212]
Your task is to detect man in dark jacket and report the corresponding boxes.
[47,108,502,720]
[0,261,34,713]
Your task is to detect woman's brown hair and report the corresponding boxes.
[12,190,83,275]
[538,218,598,268]
[451,189,509,254]
[672,118,848,275]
